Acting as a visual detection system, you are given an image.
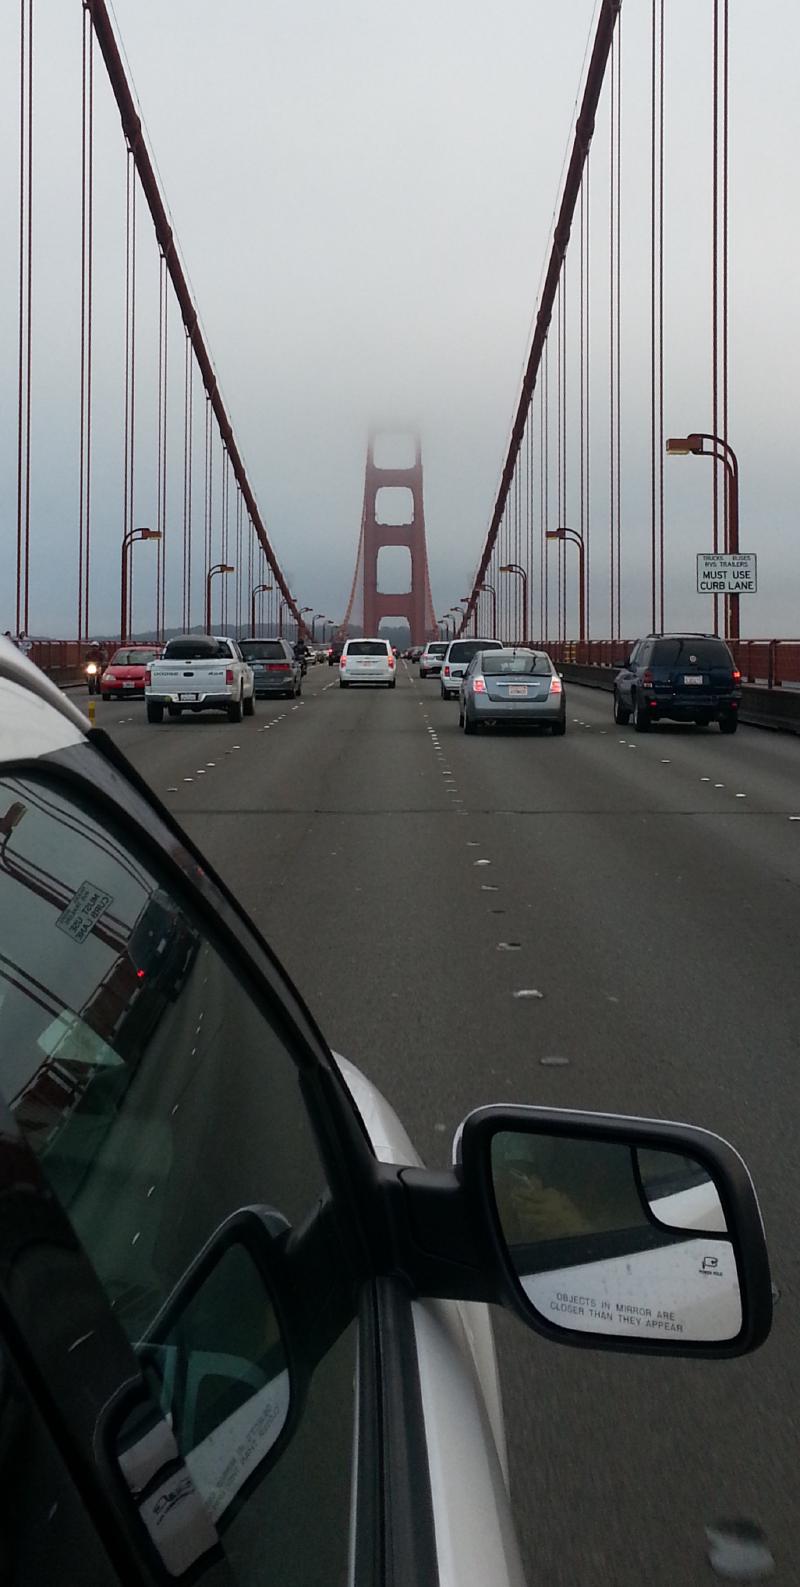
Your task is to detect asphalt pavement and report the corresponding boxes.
[98,663,800,1586]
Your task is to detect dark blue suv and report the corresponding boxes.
[613,633,742,733]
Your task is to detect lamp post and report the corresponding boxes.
[120,527,162,646]
[311,612,325,642]
[279,598,291,639]
[250,581,273,635]
[666,432,740,641]
[439,613,452,640]
[499,562,528,645]
[298,605,313,641]
[546,528,585,642]
[461,597,478,638]
[206,563,234,634]
[478,581,498,639]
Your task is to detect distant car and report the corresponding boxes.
[418,641,448,678]
[439,637,504,699]
[100,646,161,700]
[239,636,303,698]
[328,642,343,666]
[459,648,566,735]
[339,637,396,689]
[613,633,742,733]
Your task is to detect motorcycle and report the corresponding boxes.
[84,660,101,694]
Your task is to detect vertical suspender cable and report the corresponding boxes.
[556,282,563,642]
[543,337,550,644]
[182,333,193,630]
[585,162,591,639]
[539,363,545,643]
[561,274,567,642]
[221,448,229,629]
[721,0,729,559]
[16,0,34,638]
[235,488,243,635]
[204,397,212,597]
[615,14,622,642]
[609,38,616,643]
[156,252,168,641]
[711,0,720,635]
[123,147,137,640]
[657,0,665,631]
[527,417,534,645]
[78,3,94,647]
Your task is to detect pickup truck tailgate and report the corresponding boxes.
[149,663,229,697]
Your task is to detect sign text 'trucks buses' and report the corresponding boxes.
[696,552,757,595]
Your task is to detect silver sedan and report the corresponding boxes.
[458,648,567,734]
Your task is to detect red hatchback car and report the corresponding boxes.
[100,645,161,700]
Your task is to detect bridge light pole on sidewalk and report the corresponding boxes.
[478,581,498,638]
[547,528,585,643]
[499,563,528,645]
[250,581,273,635]
[278,598,291,639]
[298,606,313,640]
[461,597,478,638]
[206,563,234,634]
[311,613,325,641]
[666,433,740,641]
[120,527,161,646]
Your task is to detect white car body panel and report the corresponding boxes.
[0,640,87,753]
[340,640,395,685]
[333,1053,523,1587]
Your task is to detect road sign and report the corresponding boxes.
[696,553,757,595]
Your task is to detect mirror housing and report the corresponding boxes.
[450,1106,772,1358]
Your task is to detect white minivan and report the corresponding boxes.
[339,637,397,689]
[440,636,504,699]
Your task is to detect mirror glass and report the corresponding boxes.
[490,1131,742,1344]
[139,1240,290,1525]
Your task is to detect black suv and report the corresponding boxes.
[613,633,741,733]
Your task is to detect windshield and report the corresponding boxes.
[482,653,553,675]
[109,649,159,667]
[240,641,286,661]
[347,641,389,656]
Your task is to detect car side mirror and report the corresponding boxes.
[455,1106,772,1357]
[137,1206,303,1527]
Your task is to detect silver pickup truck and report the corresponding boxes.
[145,635,256,723]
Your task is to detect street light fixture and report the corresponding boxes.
[546,528,586,643]
[120,526,162,646]
[499,562,528,645]
[311,612,325,641]
[206,563,234,634]
[666,433,741,640]
[250,581,273,635]
[477,581,497,639]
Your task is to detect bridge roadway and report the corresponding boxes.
[101,664,800,1586]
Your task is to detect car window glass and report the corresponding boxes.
[482,654,552,675]
[428,644,447,655]
[162,639,229,660]
[109,650,159,667]
[449,640,501,663]
[651,639,733,668]
[347,641,388,656]
[0,1343,123,1587]
[0,773,356,1585]
[240,641,286,661]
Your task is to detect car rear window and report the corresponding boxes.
[110,649,159,666]
[449,640,502,664]
[427,643,448,656]
[240,641,286,660]
[651,639,734,669]
[347,641,389,656]
[482,653,553,675]
[162,638,229,660]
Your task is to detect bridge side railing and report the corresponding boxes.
[533,640,800,688]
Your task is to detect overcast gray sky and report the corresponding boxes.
[1,1,799,638]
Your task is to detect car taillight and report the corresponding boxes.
[732,669,741,683]
[388,654,395,668]
[226,668,234,684]
[642,670,654,686]
[340,655,347,667]
[443,665,450,677]
[473,676,487,693]
[144,668,151,686]
[549,675,562,694]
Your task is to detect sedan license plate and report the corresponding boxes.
[179,692,199,701]
[683,675,704,685]
[123,681,135,688]
[508,684,529,697]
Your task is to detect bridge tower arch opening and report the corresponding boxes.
[357,432,437,647]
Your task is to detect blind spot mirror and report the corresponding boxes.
[491,1133,740,1344]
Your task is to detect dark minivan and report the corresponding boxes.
[614,633,742,733]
